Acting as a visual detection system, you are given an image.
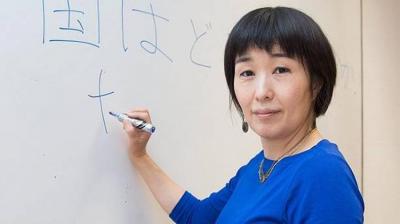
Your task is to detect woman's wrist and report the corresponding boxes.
[130,150,149,163]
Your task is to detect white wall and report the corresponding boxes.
[363,0,400,223]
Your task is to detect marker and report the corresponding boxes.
[109,111,156,134]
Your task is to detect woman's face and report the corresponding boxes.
[234,46,314,140]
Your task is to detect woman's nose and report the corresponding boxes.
[255,74,274,102]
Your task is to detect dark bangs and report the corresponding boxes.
[224,6,336,118]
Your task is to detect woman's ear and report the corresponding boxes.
[312,81,322,101]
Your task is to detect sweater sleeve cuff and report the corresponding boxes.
[169,191,200,223]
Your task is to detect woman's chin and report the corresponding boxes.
[251,125,282,140]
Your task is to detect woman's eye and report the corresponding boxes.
[239,70,255,77]
[274,66,290,74]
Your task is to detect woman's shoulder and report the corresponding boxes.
[294,139,358,184]
[314,139,347,160]
[307,139,350,168]
[285,139,365,222]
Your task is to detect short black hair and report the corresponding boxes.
[224,6,336,122]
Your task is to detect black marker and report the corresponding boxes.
[109,111,156,134]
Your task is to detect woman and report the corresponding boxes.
[121,7,364,223]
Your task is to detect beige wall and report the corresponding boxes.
[363,0,400,223]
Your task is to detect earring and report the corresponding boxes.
[242,120,249,133]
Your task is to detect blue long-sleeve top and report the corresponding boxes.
[169,139,364,223]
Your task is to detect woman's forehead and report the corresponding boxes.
[235,45,296,63]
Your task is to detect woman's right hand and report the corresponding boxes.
[121,108,185,215]
[122,108,153,161]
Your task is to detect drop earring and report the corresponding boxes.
[242,119,249,133]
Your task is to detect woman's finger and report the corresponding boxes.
[128,107,149,113]
[125,111,152,123]
[123,119,134,132]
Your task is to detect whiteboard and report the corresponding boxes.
[0,0,362,223]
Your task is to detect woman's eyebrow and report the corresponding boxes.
[235,55,252,64]
[270,52,289,58]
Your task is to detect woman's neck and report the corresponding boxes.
[261,127,323,161]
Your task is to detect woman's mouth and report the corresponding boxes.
[253,109,281,118]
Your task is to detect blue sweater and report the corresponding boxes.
[169,139,364,223]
